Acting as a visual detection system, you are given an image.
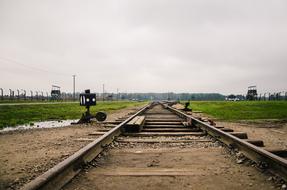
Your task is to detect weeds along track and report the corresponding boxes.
[22,102,287,190]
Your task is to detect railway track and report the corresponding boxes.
[22,102,287,190]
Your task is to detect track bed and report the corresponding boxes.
[64,104,275,190]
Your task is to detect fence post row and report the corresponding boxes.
[0,88,79,101]
[0,88,286,101]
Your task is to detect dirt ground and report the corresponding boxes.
[218,120,287,149]
[191,112,287,149]
[64,139,276,190]
[0,105,141,190]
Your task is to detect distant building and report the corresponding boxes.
[51,85,61,100]
[246,86,258,100]
[225,94,240,101]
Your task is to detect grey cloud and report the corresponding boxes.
[0,0,286,94]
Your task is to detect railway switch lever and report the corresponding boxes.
[75,89,107,124]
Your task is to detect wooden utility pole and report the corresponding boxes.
[102,84,105,101]
[73,75,76,100]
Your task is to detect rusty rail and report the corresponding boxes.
[21,103,151,190]
[164,103,287,181]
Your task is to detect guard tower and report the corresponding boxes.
[51,85,61,100]
[246,86,257,100]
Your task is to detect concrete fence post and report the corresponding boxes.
[30,91,33,100]
[23,90,26,100]
[0,88,3,100]
[9,89,14,100]
[268,93,271,101]
[17,89,20,99]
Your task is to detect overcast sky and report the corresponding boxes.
[0,0,286,95]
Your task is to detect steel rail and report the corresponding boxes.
[164,103,287,181]
[21,103,151,190]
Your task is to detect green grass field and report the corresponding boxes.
[0,101,147,129]
[0,100,77,104]
[189,101,287,121]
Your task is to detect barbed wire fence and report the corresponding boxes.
[0,88,79,101]
[1,88,286,101]
[256,92,287,101]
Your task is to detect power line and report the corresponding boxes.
[0,57,71,76]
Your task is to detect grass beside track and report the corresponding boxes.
[0,101,147,129]
[0,100,75,104]
[189,101,287,121]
